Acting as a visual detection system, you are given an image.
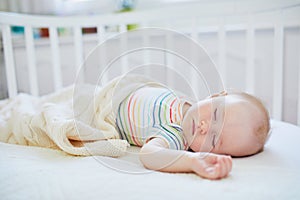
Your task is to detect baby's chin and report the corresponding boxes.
[189,143,205,153]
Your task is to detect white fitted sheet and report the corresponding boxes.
[0,120,299,200]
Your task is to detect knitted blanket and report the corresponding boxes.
[0,75,162,157]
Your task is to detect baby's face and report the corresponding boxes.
[182,94,262,157]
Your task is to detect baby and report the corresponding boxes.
[115,85,270,180]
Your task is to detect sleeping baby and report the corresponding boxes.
[115,84,270,180]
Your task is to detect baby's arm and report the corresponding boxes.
[139,137,232,180]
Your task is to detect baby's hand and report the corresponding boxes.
[190,152,232,180]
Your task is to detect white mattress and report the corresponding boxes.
[0,120,299,200]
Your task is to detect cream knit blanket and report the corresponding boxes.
[0,75,162,157]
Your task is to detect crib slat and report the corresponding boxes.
[119,24,128,74]
[272,21,284,121]
[190,18,199,90]
[191,18,199,41]
[2,24,17,98]
[74,26,84,83]
[142,29,151,75]
[218,22,226,86]
[140,22,154,77]
[97,25,105,48]
[97,25,108,84]
[166,31,174,86]
[25,25,39,96]
[298,52,300,126]
[246,17,255,94]
[49,27,62,91]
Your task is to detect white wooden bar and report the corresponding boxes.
[74,26,84,83]
[141,26,151,76]
[24,25,39,96]
[191,18,199,41]
[49,26,62,91]
[97,26,105,46]
[2,24,17,98]
[190,18,199,91]
[218,21,226,86]
[298,45,300,126]
[119,24,128,74]
[272,19,284,121]
[166,29,175,87]
[245,16,255,94]
[97,25,108,84]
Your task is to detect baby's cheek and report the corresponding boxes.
[190,140,202,152]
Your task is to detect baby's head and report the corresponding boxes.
[182,91,270,157]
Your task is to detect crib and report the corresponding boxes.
[1,1,300,126]
[1,1,300,199]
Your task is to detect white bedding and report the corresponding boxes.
[0,75,162,157]
[0,120,299,200]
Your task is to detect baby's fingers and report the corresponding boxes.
[225,156,232,173]
[219,157,229,178]
[219,156,232,178]
[227,156,233,172]
[205,164,222,179]
[192,154,232,180]
[206,158,229,179]
[220,156,232,175]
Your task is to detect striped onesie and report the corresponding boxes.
[116,86,188,150]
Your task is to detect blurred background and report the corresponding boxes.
[0,0,203,15]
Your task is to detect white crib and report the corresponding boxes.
[1,2,300,199]
[0,1,300,125]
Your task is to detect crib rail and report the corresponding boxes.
[0,1,300,125]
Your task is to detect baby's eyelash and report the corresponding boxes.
[212,134,216,148]
[213,108,217,121]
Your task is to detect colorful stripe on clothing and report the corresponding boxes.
[116,86,188,150]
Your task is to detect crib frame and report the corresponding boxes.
[0,1,300,125]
